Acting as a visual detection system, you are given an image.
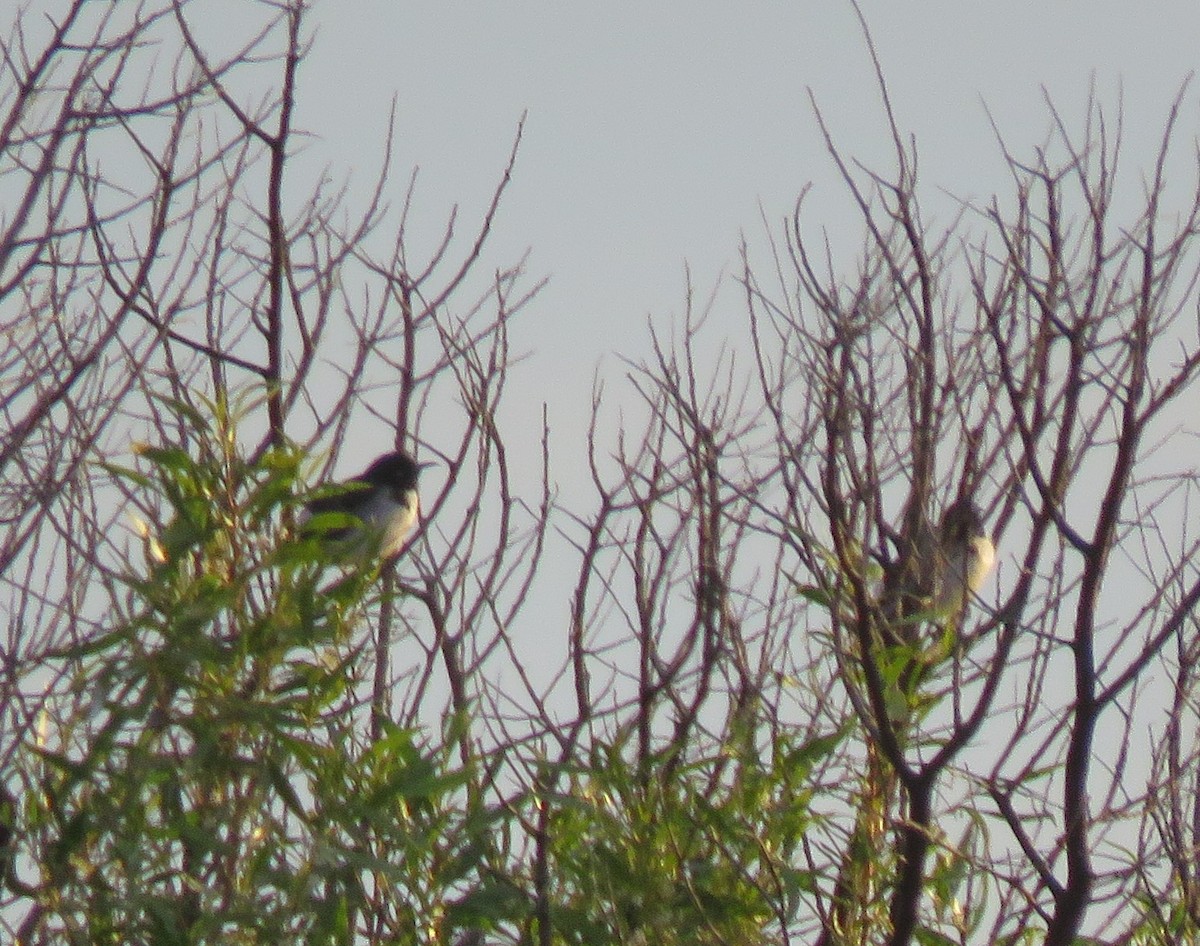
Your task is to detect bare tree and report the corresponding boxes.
[736,74,1200,946]
[530,55,1200,946]
[5,2,1200,945]
[2,3,545,942]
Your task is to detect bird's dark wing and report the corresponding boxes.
[300,480,373,540]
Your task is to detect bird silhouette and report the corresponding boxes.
[300,450,427,558]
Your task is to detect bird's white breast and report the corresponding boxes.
[932,534,996,614]
[357,487,420,557]
[965,535,996,593]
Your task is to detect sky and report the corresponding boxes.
[272,4,1200,717]
[19,3,1199,925]
[292,2,1200,488]
[9,3,1200,922]
[313,0,1195,706]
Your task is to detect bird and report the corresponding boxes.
[924,498,995,617]
[879,496,995,643]
[870,498,995,724]
[299,450,428,559]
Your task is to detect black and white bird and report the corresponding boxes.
[300,450,427,558]
[883,497,996,635]
[925,498,995,616]
[878,498,996,708]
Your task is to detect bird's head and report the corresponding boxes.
[362,451,427,492]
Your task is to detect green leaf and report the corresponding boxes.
[779,724,849,778]
[133,444,197,475]
[914,925,959,946]
[792,582,832,608]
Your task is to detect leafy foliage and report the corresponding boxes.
[12,400,504,945]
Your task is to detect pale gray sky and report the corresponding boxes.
[301,2,1200,343]
[288,4,1200,697]
[293,2,1200,490]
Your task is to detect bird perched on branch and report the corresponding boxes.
[925,498,995,617]
[300,450,428,559]
[880,497,995,645]
[869,497,996,725]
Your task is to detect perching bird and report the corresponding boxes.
[924,498,995,617]
[872,497,996,721]
[881,497,995,642]
[300,450,427,558]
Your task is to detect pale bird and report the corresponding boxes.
[926,498,995,616]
